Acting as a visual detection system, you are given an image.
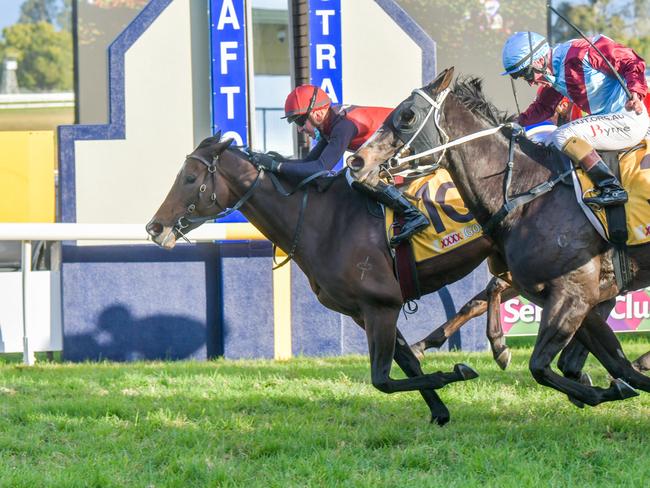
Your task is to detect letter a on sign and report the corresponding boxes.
[210,0,248,147]
[210,0,249,222]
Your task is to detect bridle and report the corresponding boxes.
[382,87,506,177]
[171,151,263,243]
[170,147,327,269]
[378,83,574,237]
[386,87,451,172]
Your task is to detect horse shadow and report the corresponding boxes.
[64,304,208,361]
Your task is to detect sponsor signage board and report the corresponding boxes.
[502,289,650,335]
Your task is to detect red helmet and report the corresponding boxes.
[283,85,331,125]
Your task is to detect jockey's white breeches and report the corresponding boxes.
[550,107,649,151]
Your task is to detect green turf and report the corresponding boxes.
[1,344,649,487]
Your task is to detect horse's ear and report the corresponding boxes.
[425,67,455,96]
[214,130,222,142]
[211,137,234,157]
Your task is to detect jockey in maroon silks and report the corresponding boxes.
[254,84,429,247]
[503,31,649,207]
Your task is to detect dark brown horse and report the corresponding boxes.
[349,67,650,406]
[145,133,521,425]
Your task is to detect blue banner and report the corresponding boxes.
[210,0,248,146]
[209,0,248,223]
[309,0,342,166]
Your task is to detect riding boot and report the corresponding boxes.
[562,136,628,208]
[371,182,430,247]
[583,161,628,207]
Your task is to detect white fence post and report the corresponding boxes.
[21,240,35,366]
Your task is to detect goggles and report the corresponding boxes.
[286,86,319,127]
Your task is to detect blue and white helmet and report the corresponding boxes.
[501,31,550,76]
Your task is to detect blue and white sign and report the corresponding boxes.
[210,0,248,146]
[210,0,249,223]
[309,0,342,105]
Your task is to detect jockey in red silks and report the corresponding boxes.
[502,31,649,207]
[254,84,429,247]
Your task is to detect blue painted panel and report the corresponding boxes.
[219,242,274,359]
[290,262,341,357]
[61,244,221,362]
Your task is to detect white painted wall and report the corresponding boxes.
[341,0,422,109]
[74,1,210,225]
[0,272,62,353]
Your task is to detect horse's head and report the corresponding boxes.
[146,132,239,248]
[347,67,455,181]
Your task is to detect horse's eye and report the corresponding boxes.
[185,174,197,184]
[400,108,416,126]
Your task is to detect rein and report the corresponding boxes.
[383,88,576,237]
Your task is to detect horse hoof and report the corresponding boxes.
[579,372,593,387]
[430,413,450,426]
[494,348,511,371]
[454,363,479,381]
[612,378,639,400]
[567,395,585,409]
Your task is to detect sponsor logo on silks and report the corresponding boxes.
[633,222,650,239]
[462,223,482,238]
[589,124,631,138]
[433,231,464,251]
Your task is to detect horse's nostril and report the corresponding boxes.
[146,221,163,237]
[347,155,364,171]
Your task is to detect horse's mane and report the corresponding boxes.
[451,76,510,126]
[451,76,555,164]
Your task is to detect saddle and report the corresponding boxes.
[571,140,650,291]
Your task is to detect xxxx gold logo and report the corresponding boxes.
[433,231,464,251]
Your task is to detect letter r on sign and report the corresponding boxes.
[316,45,336,69]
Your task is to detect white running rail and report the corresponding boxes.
[0,223,266,365]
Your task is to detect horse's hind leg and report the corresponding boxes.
[529,286,637,406]
[394,327,450,426]
[632,351,650,373]
[409,288,488,360]
[486,277,517,370]
[364,306,478,396]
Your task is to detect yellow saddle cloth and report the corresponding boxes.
[574,140,650,245]
[385,169,483,262]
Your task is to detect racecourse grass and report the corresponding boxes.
[1,344,650,487]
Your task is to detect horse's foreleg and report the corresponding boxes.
[557,299,615,386]
[557,338,592,384]
[410,288,489,359]
[364,306,478,396]
[486,277,518,370]
[573,309,650,393]
[393,327,450,426]
[529,289,637,406]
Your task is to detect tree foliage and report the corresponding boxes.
[551,0,650,60]
[0,21,73,91]
[19,0,72,31]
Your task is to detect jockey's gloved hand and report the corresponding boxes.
[265,151,288,162]
[252,152,280,172]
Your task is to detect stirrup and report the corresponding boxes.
[583,188,628,208]
[390,216,429,247]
